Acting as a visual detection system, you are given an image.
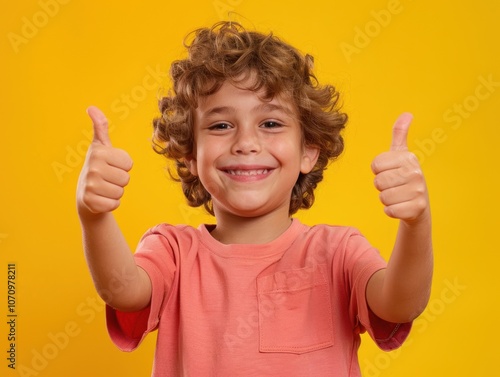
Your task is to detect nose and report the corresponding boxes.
[231,126,261,155]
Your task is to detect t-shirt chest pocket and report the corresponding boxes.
[256,264,334,354]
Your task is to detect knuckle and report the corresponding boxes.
[415,185,426,196]
[112,199,121,211]
[379,191,388,205]
[122,172,131,186]
[84,179,98,193]
[87,166,102,178]
[417,197,427,211]
[82,191,93,204]
[115,187,125,199]
[384,206,395,218]
[406,152,419,165]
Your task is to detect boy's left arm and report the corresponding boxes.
[366,113,433,324]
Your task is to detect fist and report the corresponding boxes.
[77,106,133,215]
[371,113,429,223]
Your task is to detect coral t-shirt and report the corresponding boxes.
[106,219,411,376]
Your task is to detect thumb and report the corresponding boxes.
[390,112,413,151]
[87,106,112,146]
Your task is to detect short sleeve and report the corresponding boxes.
[344,232,412,351]
[106,227,177,351]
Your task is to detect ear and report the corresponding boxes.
[300,145,320,174]
[184,157,198,176]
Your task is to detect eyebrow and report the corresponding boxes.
[201,102,296,119]
[202,106,236,117]
[256,102,295,116]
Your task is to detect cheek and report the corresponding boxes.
[268,138,302,162]
[194,142,218,173]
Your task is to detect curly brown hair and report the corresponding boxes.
[152,21,347,215]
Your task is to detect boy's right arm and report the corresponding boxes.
[76,106,151,312]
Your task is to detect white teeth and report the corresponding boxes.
[227,169,268,176]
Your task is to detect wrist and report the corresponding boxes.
[401,206,431,228]
[77,203,110,224]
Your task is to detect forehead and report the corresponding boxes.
[195,79,297,118]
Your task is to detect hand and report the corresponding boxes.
[77,106,133,215]
[371,113,429,223]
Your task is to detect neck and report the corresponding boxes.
[210,208,293,245]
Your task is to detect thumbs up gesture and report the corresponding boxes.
[77,106,133,216]
[371,113,429,223]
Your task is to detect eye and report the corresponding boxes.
[261,121,283,129]
[208,122,232,131]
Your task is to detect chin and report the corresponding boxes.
[214,201,288,219]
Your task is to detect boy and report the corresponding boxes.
[77,22,432,376]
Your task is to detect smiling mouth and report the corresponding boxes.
[225,169,270,176]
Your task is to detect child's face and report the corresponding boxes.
[188,77,319,219]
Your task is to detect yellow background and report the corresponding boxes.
[1,0,499,376]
